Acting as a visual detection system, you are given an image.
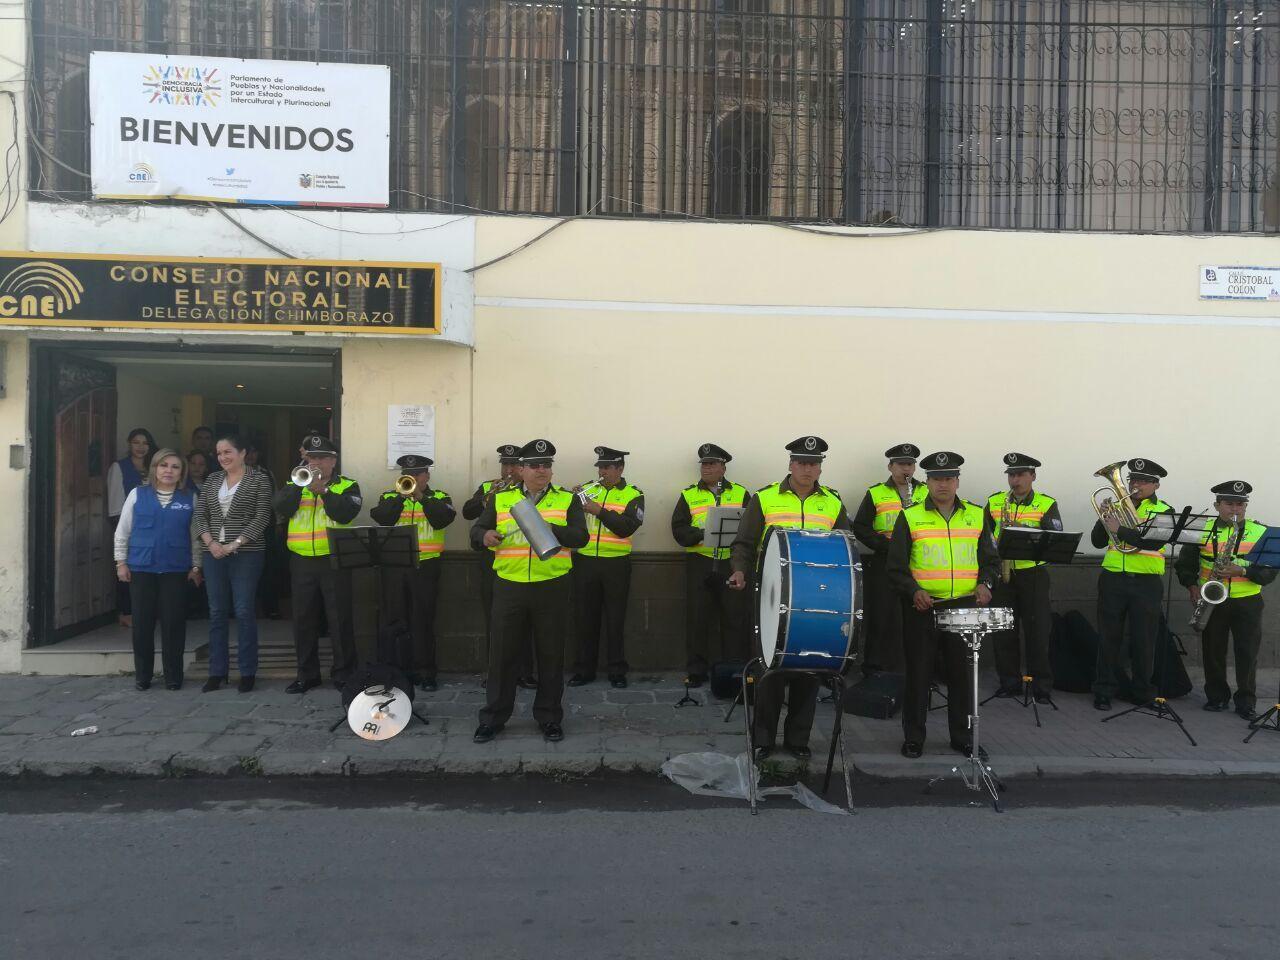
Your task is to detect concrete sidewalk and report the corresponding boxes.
[1,671,1278,781]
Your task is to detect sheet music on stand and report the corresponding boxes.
[997,526,1083,564]
[1139,508,1217,547]
[703,505,744,552]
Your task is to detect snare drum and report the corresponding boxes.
[755,527,862,671]
[933,606,1014,634]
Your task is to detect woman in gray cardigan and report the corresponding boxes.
[193,434,275,692]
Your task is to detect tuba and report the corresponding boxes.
[395,474,417,496]
[1091,461,1143,554]
[1191,519,1241,632]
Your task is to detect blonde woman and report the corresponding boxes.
[114,448,201,690]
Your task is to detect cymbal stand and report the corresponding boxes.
[928,626,1005,812]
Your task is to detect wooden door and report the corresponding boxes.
[50,355,117,633]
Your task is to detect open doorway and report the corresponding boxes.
[28,341,340,648]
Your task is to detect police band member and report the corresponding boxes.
[569,446,645,689]
[671,443,750,686]
[729,436,851,761]
[1176,481,1275,721]
[886,452,1001,759]
[471,440,589,743]
[369,454,456,692]
[272,434,362,693]
[984,453,1063,703]
[462,444,537,688]
[852,443,926,674]
[1090,458,1172,711]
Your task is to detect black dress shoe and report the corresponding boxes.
[165,682,181,691]
[684,673,707,689]
[1093,695,1112,711]
[567,674,595,687]
[237,676,255,694]
[952,741,989,761]
[1237,706,1259,722]
[753,745,773,762]
[285,678,322,695]
[418,678,438,693]
[609,675,628,689]
[135,679,152,691]
[786,744,812,760]
[515,676,538,690]
[1203,700,1227,712]
[542,722,564,742]
[901,741,923,759]
[201,676,227,693]
[473,723,498,744]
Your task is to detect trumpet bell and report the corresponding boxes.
[290,465,314,487]
[395,475,417,496]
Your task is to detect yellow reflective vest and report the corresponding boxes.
[286,477,356,558]
[903,499,987,600]
[493,486,574,582]
[681,481,748,559]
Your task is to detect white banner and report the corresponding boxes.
[1199,265,1280,302]
[89,52,389,207]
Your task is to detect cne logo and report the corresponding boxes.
[142,64,221,106]
[0,261,86,319]
[128,162,157,183]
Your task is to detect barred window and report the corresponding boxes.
[27,0,1280,231]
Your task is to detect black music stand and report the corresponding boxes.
[677,504,742,711]
[980,528,1083,726]
[1242,528,1280,743]
[326,525,429,734]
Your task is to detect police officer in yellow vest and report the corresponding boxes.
[886,452,1001,759]
[1175,481,1275,721]
[272,434,363,693]
[569,446,645,689]
[461,444,537,688]
[852,443,927,674]
[370,454,455,692]
[471,439,589,743]
[671,443,750,685]
[729,436,851,760]
[984,452,1064,702]
[1090,457,1173,710]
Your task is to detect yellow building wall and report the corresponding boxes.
[470,217,1280,550]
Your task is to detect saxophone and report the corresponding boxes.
[999,495,1014,583]
[1191,519,1242,633]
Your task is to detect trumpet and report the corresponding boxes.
[1091,460,1143,554]
[574,479,605,504]
[290,461,314,487]
[395,474,417,496]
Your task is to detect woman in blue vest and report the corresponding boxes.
[114,448,201,690]
[108,427,156,628]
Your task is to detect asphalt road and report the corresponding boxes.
[2,776,1278,960]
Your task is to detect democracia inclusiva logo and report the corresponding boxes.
[128,162,157,183]
[0,262,86,320]
[142,64,222,106]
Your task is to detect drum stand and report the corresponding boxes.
[927,627,1005,813]
[741,658,853,816]
[1243,666,1280,743]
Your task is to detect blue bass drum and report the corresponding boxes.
[755,528,862,671]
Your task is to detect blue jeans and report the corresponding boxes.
[204,550,265,678]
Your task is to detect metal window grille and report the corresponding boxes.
[26,0,1280,231]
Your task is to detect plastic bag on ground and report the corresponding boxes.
[660,751,848,816]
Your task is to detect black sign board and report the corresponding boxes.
[0,251,440,335]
